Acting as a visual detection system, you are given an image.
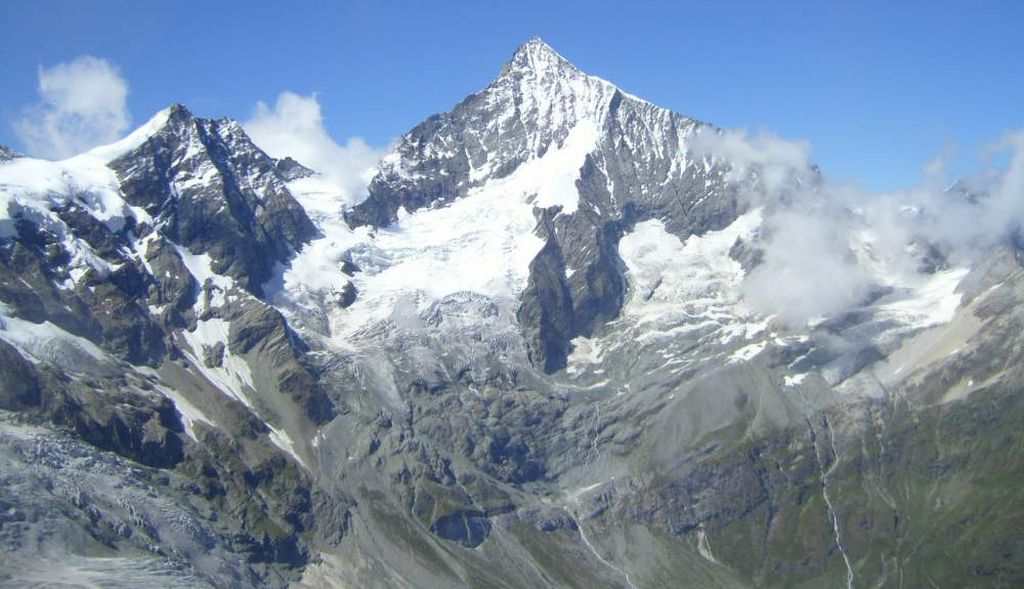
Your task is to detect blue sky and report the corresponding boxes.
[1,0,1021,190]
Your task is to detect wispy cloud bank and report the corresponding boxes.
[691,128,812,201]
[244,92,385,204]
[14,56,131,159]
[693,126,1024,325]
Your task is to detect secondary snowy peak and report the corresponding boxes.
[0,99,333,427]
[97,102,305,182]
[106,102,267,178]
[0,100,316,345]
[0,104,191,242]
[84,103,185,163]
[106,104,317,293]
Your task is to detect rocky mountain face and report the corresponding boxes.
[0,104,339,586]
[2,39,1024,588]
[349,38,740,372]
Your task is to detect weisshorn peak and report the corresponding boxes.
[1,39,1023,589]
[349,38,740,373]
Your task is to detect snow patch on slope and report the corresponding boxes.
[512,118,600,214]
[352,119,600,302]
[179,318,256,409]
[619,210,763,330]
[334,183,543,333]
[273,178,368,297]
[172,245,234,294]
[0,152,136,239]
[0,107,171,239]
[85,106,174,163]
[0,115,173,292]
[729,341,767,363]
[152,382,215,442]
[874,267,969,330]
[268,425,308,469]
[0,307,109,368]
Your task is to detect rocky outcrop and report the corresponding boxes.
[0,215,165,366]
[0,221,101,338]
[144,235,199,325]
[227,299,334,424]
[52,388,185,469]
[0,145,20,161]
[0,340,40,410]
[517,214,574,372]
[0,354,186,469]
[429,509,491,548]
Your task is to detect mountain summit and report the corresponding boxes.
[500,36,582,77]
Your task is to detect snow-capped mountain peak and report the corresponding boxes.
[332,40,734,372]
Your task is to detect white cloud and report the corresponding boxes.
[691,128,813,202]
[979,129,1024,241]
[741,208,872,325]
[696,125,1024,326]
[14,56,131,159]
[244,92,385,204]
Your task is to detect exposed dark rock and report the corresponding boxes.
[0,145,21,161]
[339,257,360,276]
[203,341,225,368]
[273,156,314,182]
[0,218,164,365]
[0,339,41,409]
[76,279,165,366]
[430,509,492,548]
[144,235,198,322]
[228,301,292,356]
[53,203,133,261]
[108,104,317,296]
[227,299,334,424]
[335,281,357,308]
[729,236,764,273]
[517,229,574,373]
[0,223,97,336]
[345,112,473,228]
[46,386,185,469]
